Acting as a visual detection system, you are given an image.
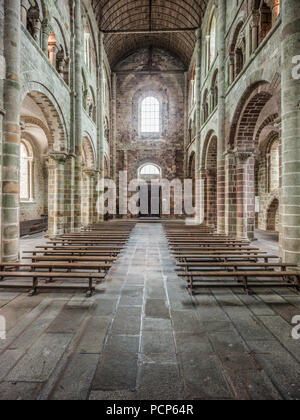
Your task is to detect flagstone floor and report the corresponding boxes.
[0,224,299,400]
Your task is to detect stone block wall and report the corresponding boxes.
[114,48,185,218]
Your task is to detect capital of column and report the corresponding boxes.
[83,168,97,178]
[49,151,68,164]
[41,19,52,36]
[235,150,254,164]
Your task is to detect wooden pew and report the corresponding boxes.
[23,255,116,263]
[0,271,104,297]
[177,270,300,294]
[174,254,278,263]
[0,261,112,274]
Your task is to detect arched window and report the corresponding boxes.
[207,13,216,71]
[20,141,33,201]
[83,19,91,71]
[139,163,161,180]
[141,97,160,134]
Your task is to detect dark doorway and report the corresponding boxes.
[139,184,161,218]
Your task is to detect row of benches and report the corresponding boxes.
[0,222,136,297]
[163,222,300,295]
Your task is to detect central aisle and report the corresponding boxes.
[90,223,189,399]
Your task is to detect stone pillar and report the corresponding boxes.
[183,71,189,177]
[235,151,255,240]
[251,12,259,53]
[74,0,83,232]
[196,170,206,224]
[0,108,5,260]
[281,0,300,264]
[224,150,237,236]
[48,152,67,238]
[229,53,234,85]
[194,28,202,222]
[41,19,51,55]
[96,31,105,222]
[216,0,226,234]
[83,169,96,226]
[1,0,21,262]
[206,169,217,228]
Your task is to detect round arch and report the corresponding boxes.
[21,82,68,151]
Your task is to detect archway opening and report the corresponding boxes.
[138,163,162,218]
[267,198,279,232]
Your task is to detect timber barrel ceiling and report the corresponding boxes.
[91,0,208,67]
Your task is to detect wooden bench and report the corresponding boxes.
[177,270,300,294]
[172,250,267,256]
[23,255,116,263]
[0,271,104,297]
[174,254,278,263]
[38,246,122,253]
[176,261,295,272]
[0,261,112,273]
[46,242,123,251]
[24,249,120,257]
[170,246,259,251]
[50,240,126,247]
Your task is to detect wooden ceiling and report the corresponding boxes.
[91,0,208,67]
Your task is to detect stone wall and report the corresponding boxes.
[114,48,185,218]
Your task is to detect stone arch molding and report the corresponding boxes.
[21,82,69,151]
[82,135,96,170]
[228,81,276,151]
[201,130,217,170]
[21,116,52,148]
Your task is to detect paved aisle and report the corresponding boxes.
[0,224,299,400]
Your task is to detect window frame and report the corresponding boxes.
[20,140,34,203]
[139,96,161,137]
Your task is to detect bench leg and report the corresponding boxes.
[187,276,193,295]
[292,275,300,292]
[28,277,38,296]
[86,278,94,297]
[242,276,252,295]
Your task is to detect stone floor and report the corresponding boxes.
[0,224,300,400]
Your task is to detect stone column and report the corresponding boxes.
[195,169,206,224]
[1,0,21,262]
[216,0,226,234]
[48,152,67,238]
[206,169,217,228]
[194,28,202,223]
[0,108,5,260]
[74,0,83,232]
[96,32,105,222]
[281,0,300,264]
[229,53,234,85]
[251,12,259,53]
[235,151,255,240]
[83,169,96,226]
[41,20,51,55]
[224,150,237,236]
[183,71,189,177]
